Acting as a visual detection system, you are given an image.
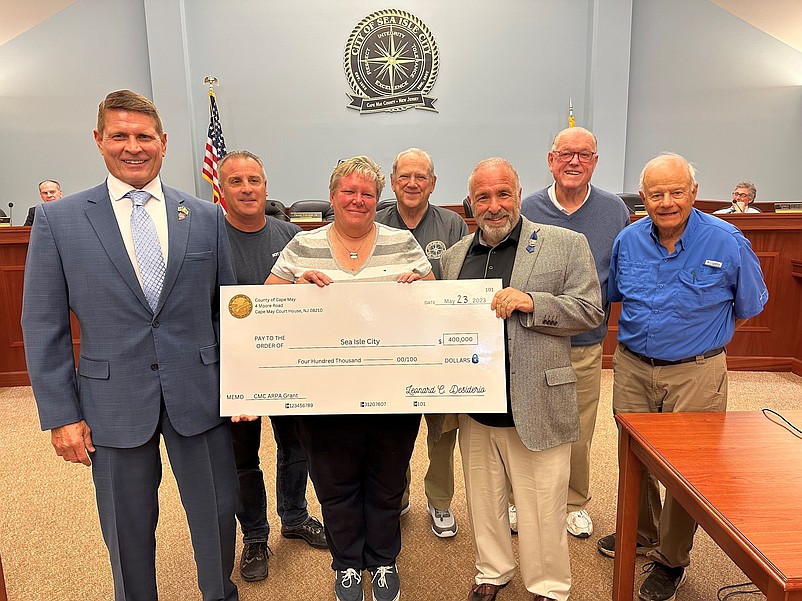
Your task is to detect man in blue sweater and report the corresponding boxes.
[521,127,630,539]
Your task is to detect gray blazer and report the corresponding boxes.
[22,182,236,447]
[437,217,603,452]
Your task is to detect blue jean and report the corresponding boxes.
[231,416,311,543]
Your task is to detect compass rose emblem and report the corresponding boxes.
[344,9,440,113]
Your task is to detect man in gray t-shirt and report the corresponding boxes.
[220,150,327,584]
[375,148,468,539]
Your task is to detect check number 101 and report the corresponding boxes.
[441,333,479,345]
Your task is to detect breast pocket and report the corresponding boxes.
[678,267,731,305]
[617,261,650,296]
[186,250,212,261]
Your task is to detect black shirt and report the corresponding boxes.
[458,218,524,428]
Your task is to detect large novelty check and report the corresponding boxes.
[220,280,506,416]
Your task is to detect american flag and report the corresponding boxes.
[202,89,227,210]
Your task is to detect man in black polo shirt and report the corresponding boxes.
[435,157,602,601]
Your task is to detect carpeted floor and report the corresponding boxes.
[1,370,800,600]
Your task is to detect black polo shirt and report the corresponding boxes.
[458,218,524,428]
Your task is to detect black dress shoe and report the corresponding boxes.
[468,581,508,601]
[281,515,328,548]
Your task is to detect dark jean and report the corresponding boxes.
[231,416,311,543]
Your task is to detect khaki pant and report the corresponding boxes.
[612,344,728,568]
[402,414,457,509]
[459,415,571,601]
[567,343,603,511]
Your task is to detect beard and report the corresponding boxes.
[476,208,519,247]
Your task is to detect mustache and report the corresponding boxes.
[478,209,512,222]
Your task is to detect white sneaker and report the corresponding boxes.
[400,502,411,517]
[426,502,457,538]
[508,504,518,533]
[566,509,593,538]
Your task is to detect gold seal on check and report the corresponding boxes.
[228,294,253,319]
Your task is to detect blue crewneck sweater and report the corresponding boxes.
[521,185,630,345]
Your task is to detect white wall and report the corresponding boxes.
[0,0,151,222]
[625,0,802,200]
[1,0,800,224]
[177,0,593,203]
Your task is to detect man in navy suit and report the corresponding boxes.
[22,90,239,600]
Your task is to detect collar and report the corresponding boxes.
[107,174,164,203]
[395,202,431,231]
[469,217,523,253]
[649,207,700,253]
[547,183,591,214]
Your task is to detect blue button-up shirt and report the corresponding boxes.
[609,208,768,361]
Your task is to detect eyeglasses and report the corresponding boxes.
[552,150,596,163]
[732,192,751,199]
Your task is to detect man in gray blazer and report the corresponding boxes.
[438,158,603,601]
[21,90,239,601]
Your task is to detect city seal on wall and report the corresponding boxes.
[344,8,439,114]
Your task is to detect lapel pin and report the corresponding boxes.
[526,230,538,253]
[178,206,189,221]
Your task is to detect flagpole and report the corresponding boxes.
[201,76,228,210]
[568,98,575,128]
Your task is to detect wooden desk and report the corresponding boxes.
[0,552,6,601]
[613,411,802,601]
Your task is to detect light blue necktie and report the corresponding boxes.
[127,190,166,312]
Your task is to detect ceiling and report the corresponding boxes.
[710,0,802,52]
[0,0,75,46]
[0,1,800,52]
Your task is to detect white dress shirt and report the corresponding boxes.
[107,174,169,288]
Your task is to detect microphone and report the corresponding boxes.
[7,202,12,223]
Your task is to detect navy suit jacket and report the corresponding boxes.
[22,182,236,448]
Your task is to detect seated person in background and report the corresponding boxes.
[24,180,63,226]
[714,181,761,213]
[266,155,435,601]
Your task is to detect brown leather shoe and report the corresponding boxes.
[468,582,509,601]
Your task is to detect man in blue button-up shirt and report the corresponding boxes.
[598,153,767,601]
